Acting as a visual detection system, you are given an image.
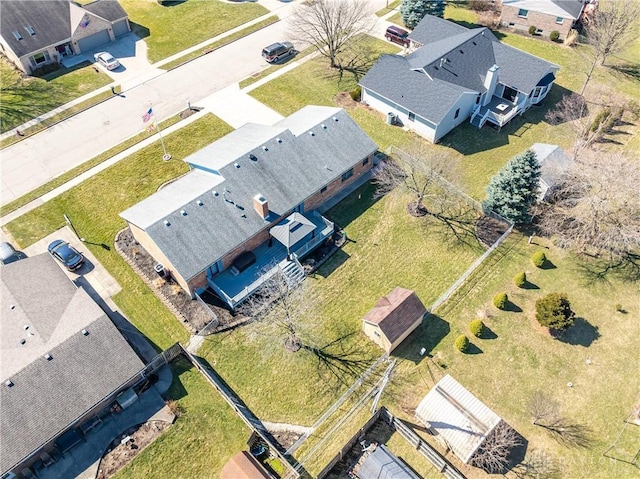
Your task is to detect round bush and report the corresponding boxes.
[469,319,485,338]
[349,87,362,102]
[532,251,546,268]
[528,25,537,35]
[514,271,527,287]
[455,335,470,352]
[493,292,508,310]
[550,30,560,42]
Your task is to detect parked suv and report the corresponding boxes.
[262,42,295,63]
[385,26,411,48]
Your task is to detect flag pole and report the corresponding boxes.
[154,117,171,161]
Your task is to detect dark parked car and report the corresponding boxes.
[0,242,21,265]
[262,42,294,63]
[385,26,411,48]
[48,239,84,271]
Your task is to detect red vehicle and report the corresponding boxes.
[385,26,411,48]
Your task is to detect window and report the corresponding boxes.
[373,330,380,338]
[508,22,515,27]
[454,108,460,119]
[341,168,354,182]
[518,8,528,17]
[408,111,415,121]
[25,25,36,35]
[362,157,369,166]
[320,185,327,193]
[29,51,50,67]
[12,30,23,40]
[556,17,564,24]
[476,95,481,104]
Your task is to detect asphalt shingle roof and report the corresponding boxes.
[409,13,468,45]
[502,0,584,20]
[358,445,420,479]
[362,287,427,345]
[120,106,377,281]
[0,254,144,473]
[82,0,127,22]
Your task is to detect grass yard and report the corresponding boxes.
[120,0,268,63]
[385,233,640,479]
[5,114,233,350]
[112,359,251,479]
[376,0,401,17]
[199,182,485,427]
[0,58,112,133]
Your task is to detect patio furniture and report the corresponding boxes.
[40,451,55,466]
[231,251,256,274]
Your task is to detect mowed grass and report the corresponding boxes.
[112,359,251,479]
[199,182,485,426]
[5,114,233,350]
[121,0,268,63]
[386,233,640,479]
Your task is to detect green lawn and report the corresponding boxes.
[239,45,316,89]
[0,58,112,133]
[112,359,251,479]
[5,114,233,350]
[385,233,639,479]
[376,0,401,17]
[120,0,268,63]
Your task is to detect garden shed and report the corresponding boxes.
[220,451,273,479]
[415,375,502,464]
[358,444,420,479]
[362,287,427,354]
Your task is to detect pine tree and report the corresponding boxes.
[535,293,575,331]
[482,150,541,224]
[400,0,445,29]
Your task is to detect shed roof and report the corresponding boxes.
[529,143,572,193]
[220,451,272,479]
[358,444,420,479]
[415,375,502,464]
[363,288,426,345]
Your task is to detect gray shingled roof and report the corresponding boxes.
[361,15,559,124]
[502,0,584,20]
[529,143,572,190]
[82,0,128,22]
[0,254,144,473]
[120,106,377,281]
[358,445,420,479]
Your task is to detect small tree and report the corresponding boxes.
[470,319,485,338]
[493,292,508,310]
[455,334,470,352]
[470,421,522,473]
[482,150,541,225]
[535,293,575,332]
[531,251,546,268]
[550,30,560,42]
[514,271,527,287]
[400,0,445,28]
[584,0,640,66]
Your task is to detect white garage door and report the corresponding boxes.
[77,30,110,53]
[113,19,129,37]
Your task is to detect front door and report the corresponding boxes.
[503,86,518,102]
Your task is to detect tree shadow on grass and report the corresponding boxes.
[163,357,191,401]
[521,281,540,290]
[504,300,523,313]
[557,317,600,347]
[314,248,350,278]
[610,63,640,81]
[576,252,640,284]
[392,313,450,364]
[539,259,557,270]
[479,325,498,339]
[464,342,483,354]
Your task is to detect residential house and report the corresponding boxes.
[362,287,427,354]
[529,143,572,201]
[120,106,378,310]
[0,0,130,74]
[220,451,274,479]
[500,0,587,39]
[360,15,559,143]
[415,375,503,465]
[358,444,420,479]
[0,253,144,477]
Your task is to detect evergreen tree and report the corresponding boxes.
[535,293,575,331]
[482,150,541,224]
[400,0,445,29]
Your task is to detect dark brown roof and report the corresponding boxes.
[363,288,427,344]
[220,451,272,479]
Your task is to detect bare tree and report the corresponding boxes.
[584,0,640,67]
[528,391,560,426]
[513,449,561,479]
[470,421,522,474]
[536,151,640,262]
[289,0,375,70]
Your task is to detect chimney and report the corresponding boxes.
[483,64,499,106]
[253,194,269,219]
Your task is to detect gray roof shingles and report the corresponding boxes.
[120,106,377,281]
[82,0,128,22]
[358,445,420,479]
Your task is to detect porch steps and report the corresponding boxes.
[281,260,305,288]
[470,114,484,128]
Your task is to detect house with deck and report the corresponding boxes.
[0,0,130,74]
[120,106,377,310]
[360,15,559,143]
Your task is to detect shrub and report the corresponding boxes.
[528,25,537,35]
[550,30,560,42]
[455,334,470,352]
[470,319,485,338]
[514,271,527,287]
[615,303,624,313]
[532,251,546,268]
[493,292,508,309]
[349,86,361,102]
[535,293,575,331]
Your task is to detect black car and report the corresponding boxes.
[262,42,294,63]
[48,239,84,271]
[0,242,21,265]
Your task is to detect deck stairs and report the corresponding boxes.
[281,259,305,288]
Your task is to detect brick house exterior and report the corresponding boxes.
[500,0,586,39]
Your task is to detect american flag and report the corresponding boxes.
[142,107,153,123]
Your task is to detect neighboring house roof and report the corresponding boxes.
[415,375,502,464]
[120,106,377,281]
[363,287,427,345]
[529,143,572,195]
[82,0,128,22]
[502,0,585,20]
[220,451,272,479]
[361,15,559,125]
[0,254,144,473]
[358,444,420,479]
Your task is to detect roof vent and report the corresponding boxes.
[20,339,26,345]
[309,131,315,136]
[234,162,240,168]
[10,305,15,310]
[5,380,13,387]
[276,138,282,143]
[213,190,219,196]
[180,210,187,216]
[262,146,268,151]
[459,50,464,54]
[325,165,332,171]
[249,154,257,161]
[440,58,446,68]
[82,329,89,336]
[321,124,327,129]
[12,31,23,40]
[25,25,36,35]
[164,220,170,226]
[23,325,29,330]
[197,199,203,206]
[332,116,338,122]
[44,353,52,361]
[472,41,477,46]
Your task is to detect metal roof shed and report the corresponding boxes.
[415,374,502,464]
[358,445,420,479]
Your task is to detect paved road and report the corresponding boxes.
[0,0,392,206]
